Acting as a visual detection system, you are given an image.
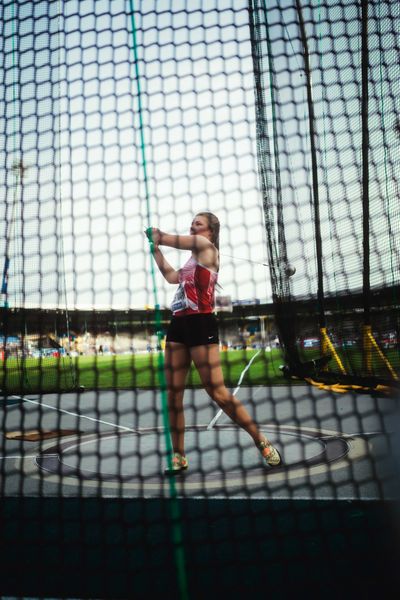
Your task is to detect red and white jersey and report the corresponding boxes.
[171,256,218,316]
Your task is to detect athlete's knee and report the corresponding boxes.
[207,386,231,407]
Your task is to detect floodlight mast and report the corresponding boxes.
[2,160,29,309]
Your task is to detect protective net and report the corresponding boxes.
[1,1,400,598]
[249,0,400,391]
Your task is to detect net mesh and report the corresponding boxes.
[249,0,400,388]
[1,1,400,598]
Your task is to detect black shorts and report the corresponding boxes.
[166,313,219,347]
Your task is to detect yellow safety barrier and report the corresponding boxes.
[363,325,399,381]
[320,327,347,375]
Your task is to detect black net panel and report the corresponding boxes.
[1,1,400,598]
[249,0,400,390]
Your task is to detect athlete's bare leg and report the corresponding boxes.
[190,344,270,447]
[164,341,191,456]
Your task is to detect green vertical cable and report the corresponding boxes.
[55,0,76,389]
[128,4,189,600]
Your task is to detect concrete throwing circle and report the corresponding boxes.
[19,424,368,494]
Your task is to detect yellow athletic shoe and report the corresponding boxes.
[164,452,189,475]
[258,440,282,467]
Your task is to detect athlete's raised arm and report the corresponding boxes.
[145,227,212,251]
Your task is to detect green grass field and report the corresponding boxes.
[1,349,286,394]
[1,346,398,394]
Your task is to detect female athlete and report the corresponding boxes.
[145,212,281,474]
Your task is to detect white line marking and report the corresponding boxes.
[18,428,369,492]
[0,455,39,459]
[320,431,395,440]
[8,395,137,433]
[207,349,262,430]
[60,432,129,455]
